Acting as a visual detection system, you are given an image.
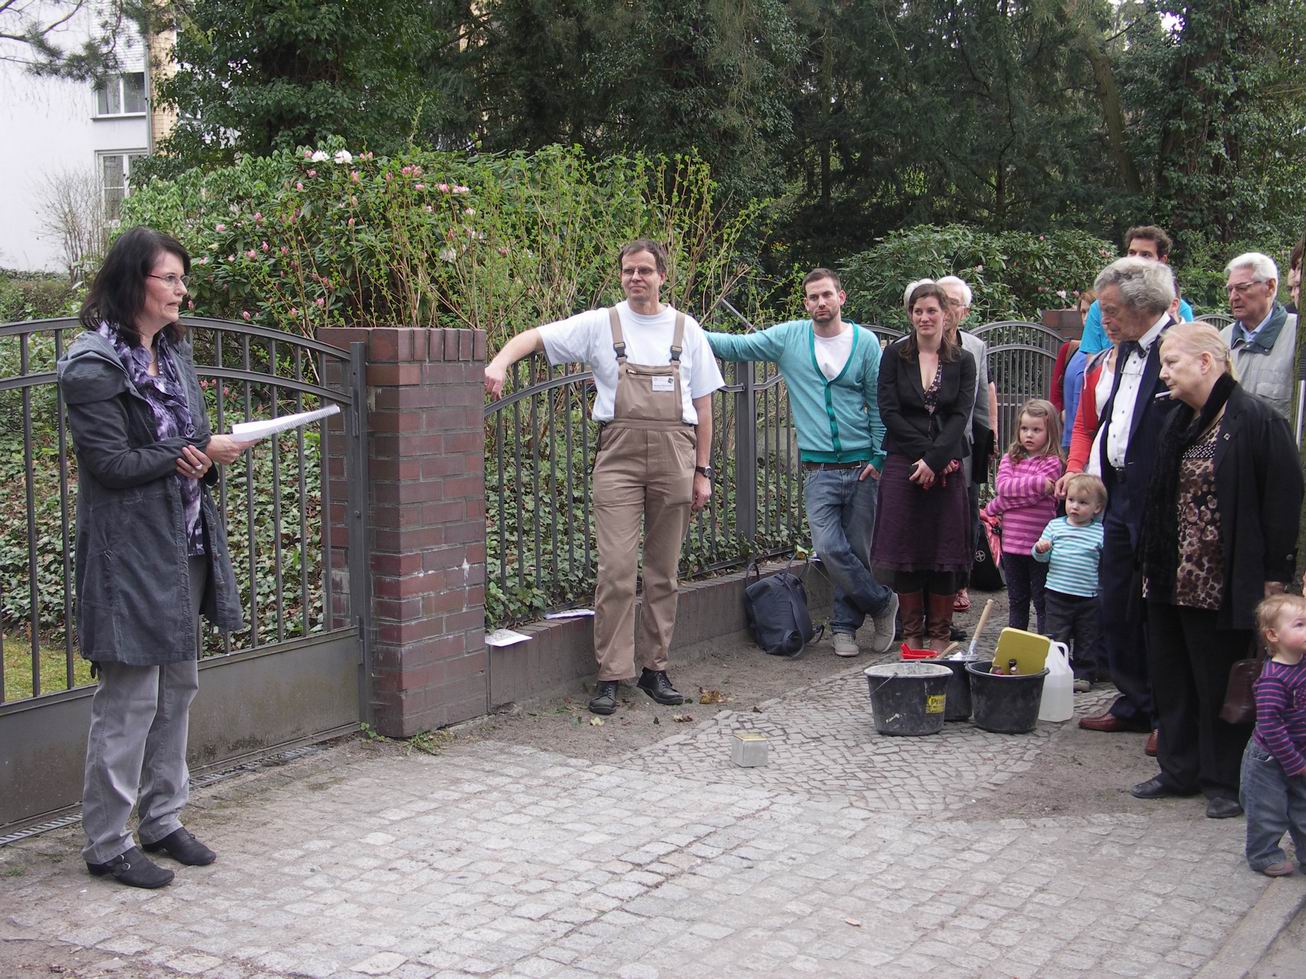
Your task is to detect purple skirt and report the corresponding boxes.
[872,453,972,572]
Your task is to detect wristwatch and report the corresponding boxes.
[695,465,715,480]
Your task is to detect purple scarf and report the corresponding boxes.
[96,322,205,556]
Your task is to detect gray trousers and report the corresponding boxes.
[82,556,207,864]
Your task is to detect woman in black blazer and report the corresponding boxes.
[872,281,977,651]
[1135,322,1302,817]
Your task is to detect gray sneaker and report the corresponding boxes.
[832,632,860,657]
[869,592,900,653]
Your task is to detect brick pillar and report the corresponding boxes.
[320,327,488,737]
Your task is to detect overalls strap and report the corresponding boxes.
[608,307,627,363]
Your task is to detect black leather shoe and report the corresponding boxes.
[87,846,174,888]
[589,680,619,715]
[637,669,685,706]
[1130,775,1197,800]
[1206,797,1244,819]
[142,827,216,866]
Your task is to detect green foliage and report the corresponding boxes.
[136,0,439,183]
[0,271,80,322]
[122,143,767,351]
[838,225,1117,330]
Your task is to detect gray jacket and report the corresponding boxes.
[57,330,244,665]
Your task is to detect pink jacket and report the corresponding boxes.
[984,453,1064,554]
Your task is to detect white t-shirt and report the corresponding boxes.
[812,325,853,381]
[538,301,725,424]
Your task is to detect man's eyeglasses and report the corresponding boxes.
[1226,280,1264,295]
[148,274,190,289]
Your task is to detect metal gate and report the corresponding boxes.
[0,317,370,833]
[972,320,1063,457]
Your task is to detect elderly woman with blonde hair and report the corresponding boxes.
[1133,322,1303,818]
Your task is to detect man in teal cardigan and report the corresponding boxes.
[705,268,898,655]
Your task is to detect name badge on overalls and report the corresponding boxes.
[651,376,675,392]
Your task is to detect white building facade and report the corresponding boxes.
[0,2,158,272]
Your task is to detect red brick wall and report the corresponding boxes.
[320,327,488,736]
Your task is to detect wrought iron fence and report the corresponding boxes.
[483,321,907,628]
[0,317,365,705]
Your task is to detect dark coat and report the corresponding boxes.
[877,337,976,474]
[1095,319,1183,544]
[57,330,244,665]
[1148,384,1303,631]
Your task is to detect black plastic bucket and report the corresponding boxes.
[966,662,1048,734]
[935,659,973,721]
[863,663,951,736]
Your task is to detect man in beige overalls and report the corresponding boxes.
[485,240,724,715]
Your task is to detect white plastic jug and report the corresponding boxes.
[1038,641,1074,722]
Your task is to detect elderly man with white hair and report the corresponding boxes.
[1219,252,1298,421]
[1078,258,1184,750]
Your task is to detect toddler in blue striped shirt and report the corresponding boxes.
[1033,473,1107,692]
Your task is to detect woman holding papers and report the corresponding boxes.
[57,227,251,889]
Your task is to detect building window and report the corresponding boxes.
[100,151,148,219]
[95,72,147,116]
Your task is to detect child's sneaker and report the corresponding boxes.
[1260,861,1294,877]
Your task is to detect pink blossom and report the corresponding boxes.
[351,171,360,183]
[215,223,226,232]
[412,165,423,177]
[242,310,251,321]
[261,241,269,252]
[245,249,257,259]
[453,185,470,194]
[306,169,317,178]
[385,173,393,182]
[415,183,425,191]
[280,246,289,255]
[227,254,236,261]
[187,299,195,309]
[464,207,475,216]
[349,195,358,206]
[321,275,330,286]
[424,205,434,213]
[347,217,355,227]
[497,246,509,257]
[253,212,264,223]
[401,165,413,176]
[295,182,304,191]
[315,297,326,308]
[437,183,450,192]
[289,307,299,317]
[303,150,313,159]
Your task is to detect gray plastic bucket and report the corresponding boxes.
[966,662,1048,734]
[863,662,951,736]
[934,658,973,721]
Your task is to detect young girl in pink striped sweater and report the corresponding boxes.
[983,399,1064,633]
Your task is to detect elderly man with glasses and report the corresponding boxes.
[1220,252,1298,422]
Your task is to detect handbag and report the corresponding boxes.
[1218,638,1267,726]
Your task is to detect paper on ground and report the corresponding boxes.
[485,628,531,647]
[230,404,340,441]
[544,608,595,619]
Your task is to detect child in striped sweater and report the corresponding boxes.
[1242,594,1306,877]
[983,399,1063,634]
[1033,473,1106,691]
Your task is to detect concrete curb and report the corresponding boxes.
[1195,877,1306,979]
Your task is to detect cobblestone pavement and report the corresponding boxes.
[3,655,1304,978]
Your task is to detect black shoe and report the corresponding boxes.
[1130,775,1197,800]
[1206,797,1244,819]
[589,680,619,715]
[950,625,967,642]
[142,827,216,866]
[637,669,685,706]
[87,846,174,888]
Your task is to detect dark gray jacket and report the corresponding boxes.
[57,330,244,664]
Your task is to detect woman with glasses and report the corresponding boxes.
[58,227,251,888]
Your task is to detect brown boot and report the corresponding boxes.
[926,592,956,654]
[898,591,925,649]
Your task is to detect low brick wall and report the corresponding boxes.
[488,562,834,708]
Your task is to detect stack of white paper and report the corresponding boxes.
[230,404,341,441]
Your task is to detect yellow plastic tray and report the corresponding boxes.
[991,628,1051,675]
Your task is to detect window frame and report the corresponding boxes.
[93,72,148,118]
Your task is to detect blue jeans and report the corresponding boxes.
[1241,741,1306,871]
[804,467,893,634]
